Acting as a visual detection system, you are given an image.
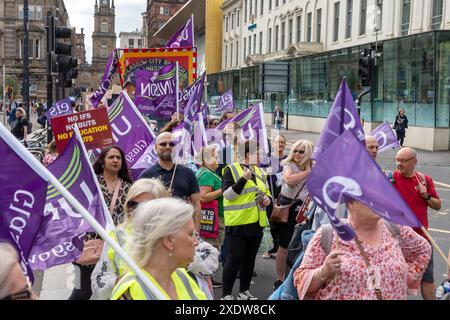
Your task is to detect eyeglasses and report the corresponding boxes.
[293,150,305,154]
[395,157,415,164]
[126,200,140,212]
[157,142,175,148]
[1,282,32,300]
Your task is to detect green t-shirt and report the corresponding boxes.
[196,168,224,218]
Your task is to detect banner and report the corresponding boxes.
[307,130,422,241]
[28,134,112,270]
[52,107,114,153]
[165,15,194,49]
[369,121,400,153]
[312,79,365,160]
[133,64,177,119]
[216,90,234,113]
[45,97,73,125]
[90,49,121,108]
[0,124,48,281]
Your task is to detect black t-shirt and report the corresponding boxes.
[139,162,200,201]
[11,117,29,140]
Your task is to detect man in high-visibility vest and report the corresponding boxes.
[220,140,272,300]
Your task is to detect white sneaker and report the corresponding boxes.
[220,295,234,300]
[237,290,258,300]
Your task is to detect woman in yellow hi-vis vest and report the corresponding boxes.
[110,198,207,300]
[220,141,272,300]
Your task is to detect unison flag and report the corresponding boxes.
[312,79,365,160]
[369,121,400,153]
[134,64,177,119]
[165,15,194,48]
[0,124,48,281]
[28,133,112,270]
[307,130,422,241]
[45,97,74,125]
[90,49,120,108]
[216,90,234,113]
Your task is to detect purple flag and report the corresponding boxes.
[307,130,422,241]
[45,97,74,125]
[192,113,207,157]
[165,15,194,48]
[369,121,400,153]
[0,125,48,281]
[134,64,178,119]
[202,103,209,128]
[183,74,206,134]
[312,79,365,160]
[90,49,120,108]
[28,134,111,270]
[216,89,235,113]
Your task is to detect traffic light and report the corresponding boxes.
[359,49,373,87]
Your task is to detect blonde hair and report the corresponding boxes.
[123,178,169,219]
[282,139,315,171]
[0,242,19,298]
[46,140,57,155]
[128,198,194,268]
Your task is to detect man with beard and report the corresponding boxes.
[139,132,201,231]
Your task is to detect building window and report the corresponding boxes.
[376,0,383,30]
[129,39,134,49]
[237,10,240,27]
[101,22,108,33]
[249,36,252,55]
[249,0,253,19]
[226,16,229,32]
[275,0,279,8]
[231,13,234,30]
[307,13,312,42]
[236,41,239,65]
[19,5,23,19]
[254,0,257,18]
[244,0,248,23]
[316,9,322,43]
[359,0,367,35]
[138,39,142,48]
[230,43,233,67]
[334,3,340,42]
[243,38,247,60]
[159,6,164,15]
[165,7,170,15]
[297,16,302,42]
[400,0,411,35]
[346,0,352,38]
[35,6,42,20]
[34,39,40,59]
[159,39,165,45]
[269,0,272,11]
[288,19,293,45]
[260,0,264,15]
[259,31,263,53]
[268,27,272,52]
[275,25,279,51]
[101,46,108,59]
[431,0,443,30]
[253,34,256,54]
[281,22,285,49]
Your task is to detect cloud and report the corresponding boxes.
[65,0,146,64]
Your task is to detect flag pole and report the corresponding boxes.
[176,61,180,121]
[421,227,450,269]
[0,123,167,300]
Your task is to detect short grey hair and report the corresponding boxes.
[127,198,194,268]
[0,242,19,298]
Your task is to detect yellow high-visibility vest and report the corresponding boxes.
[222,163,270,227]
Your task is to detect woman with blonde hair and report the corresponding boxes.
[111,198,208,300]
[91,178,169,300]
[273,139,315,291]
[43,140,58,166]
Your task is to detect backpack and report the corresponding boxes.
[269,221,401,300]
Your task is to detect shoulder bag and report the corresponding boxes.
[270,182,305,224]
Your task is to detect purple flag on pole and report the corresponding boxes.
[312,79,365,160]
[369,121,400,153]
[307,130,422,241]
[0,126,48,281]
[134,64,178,119]
[192,113,207,157]
[165,16,194,48]
[201,103,209,128]
[216,90,235,113]
[183,74,206,134]
[90,49,120,108]
[45,97,74,125]
[28,134,111,270]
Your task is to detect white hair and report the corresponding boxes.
[124,178,169,217]
[127,198,194,268]
[0,242,19,298]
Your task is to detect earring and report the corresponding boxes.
[169,251,173,258]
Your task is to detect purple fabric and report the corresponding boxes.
[0,134,48,281]
[134,64,177,119]
[165,16,194,48]
[202,103,209,128]
[191,113,207,156]
[369,121,400,153]
[312,79,365,160]
[45,97,73,125]
[216,90,235,113]
[307,130,422,241]
[90,49,120,108]
[28,135,109,270]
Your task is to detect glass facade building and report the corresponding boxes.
[207,31,450,131]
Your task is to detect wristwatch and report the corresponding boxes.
[424,194,431,201]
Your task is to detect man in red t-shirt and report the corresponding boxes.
[393,147,442,300]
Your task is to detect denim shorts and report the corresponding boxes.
[422,248,434,283]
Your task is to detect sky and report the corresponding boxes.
[65,0,146,64]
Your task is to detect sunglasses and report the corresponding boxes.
[126,200,140,211]
[293,150,305,154]
[158,142,175,148]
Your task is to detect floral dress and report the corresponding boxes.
[294,223,431,300]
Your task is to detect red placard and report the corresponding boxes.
[51,107,114,153]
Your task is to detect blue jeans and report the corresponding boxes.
[275,122,282,130]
